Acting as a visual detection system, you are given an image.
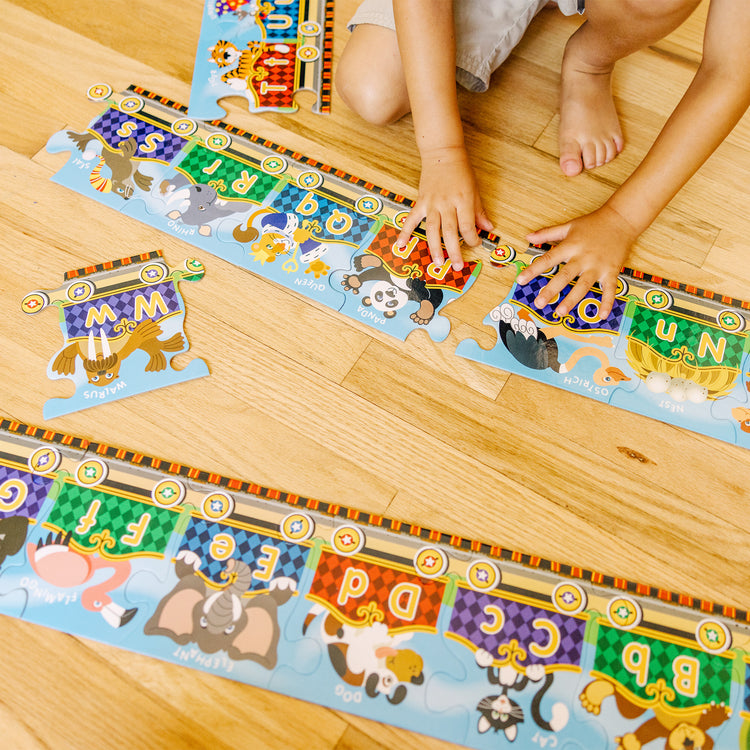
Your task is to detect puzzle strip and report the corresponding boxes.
[0,418,747,749]
[45,84,487,343]
[189,0,335,118]
[21,250,209,418]
[457,244,750,450]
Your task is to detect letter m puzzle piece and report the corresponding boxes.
[22,250,210,419]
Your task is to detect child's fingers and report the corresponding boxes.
[424,215,445,266]
[396,206,424,249]
[526,222,571,245]
[598,276,618,321]
[531,261,579,310]
[552,272,598,317]
[516,245,566,285]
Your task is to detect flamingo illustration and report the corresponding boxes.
[494,303,630,387]
[27,531,137,628]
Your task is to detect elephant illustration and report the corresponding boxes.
[144,550,295,667]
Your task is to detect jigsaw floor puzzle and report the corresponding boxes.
[189,0,335,118]
[43,84,750,452]
[0,419,748,750]
[458,244,750,451]
[46,84,485,345]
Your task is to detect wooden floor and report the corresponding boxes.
[2,1,749,748]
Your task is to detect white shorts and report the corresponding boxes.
[348,0,585,92]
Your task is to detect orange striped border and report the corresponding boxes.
[64,250,164,281]
[2,418,747,626]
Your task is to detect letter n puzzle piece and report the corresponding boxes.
[22,250,210,418]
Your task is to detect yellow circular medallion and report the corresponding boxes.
[75,458,108,487]
[490,244,516,266]
[205,132,231,151]
[332,525,365,555]
[552,582,587,615]
[28,447,62,474]
[280,512,315,542]
[21,292,49,315]
[695,619,732,654]
[151,479,185,508]
[66,280,94,303]
[413,546,448,578]
[172,118,198,137]
[606,596,642,630]
[201,491,234,522]
[119,95,144,113]
[466,560,500,592]
[87,83,113,101]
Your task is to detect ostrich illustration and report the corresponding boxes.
[27,531,137,628]
[494,303,630,386]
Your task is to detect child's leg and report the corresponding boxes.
[558,0,701,176]
[336,24,410,126]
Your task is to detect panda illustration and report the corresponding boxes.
[341,254,444,325]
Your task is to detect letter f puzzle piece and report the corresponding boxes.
[22,250,210,419]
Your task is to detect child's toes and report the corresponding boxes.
[559,139,584,176]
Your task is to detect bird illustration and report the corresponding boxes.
[494,303,630,387]
[67,132,153,199]
[27,531,137,628]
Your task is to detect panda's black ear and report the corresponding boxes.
[385,310,396,319]
[362,297,372,307]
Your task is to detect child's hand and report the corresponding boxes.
[396,145,493,270]
[518,204,638,321]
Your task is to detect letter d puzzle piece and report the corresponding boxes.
[22,250,210,418]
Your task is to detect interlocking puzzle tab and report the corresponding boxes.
[0,419,747,749]
[457,244,750,450]
[21,251,209,418]
[189,0,335,118]
[46,84,487,343]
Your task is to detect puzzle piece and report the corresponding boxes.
[189,0,334,118]
[47,85,490,342]
[22,250,209,418]
[459,244,750,450]
[1,419,749,749]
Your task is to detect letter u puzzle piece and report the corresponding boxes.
[457,244,750,450]
[46,84,488,343]
[189,0,335,118]
[0,419,747,749]
[21,250,209,418]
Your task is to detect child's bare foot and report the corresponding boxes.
[558,31,624,176]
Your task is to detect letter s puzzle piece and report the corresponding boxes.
[22,250,209,418]
[189,0,334,119]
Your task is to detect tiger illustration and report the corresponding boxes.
[208,39,267,89]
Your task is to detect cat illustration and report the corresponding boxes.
[474,648,569,742]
